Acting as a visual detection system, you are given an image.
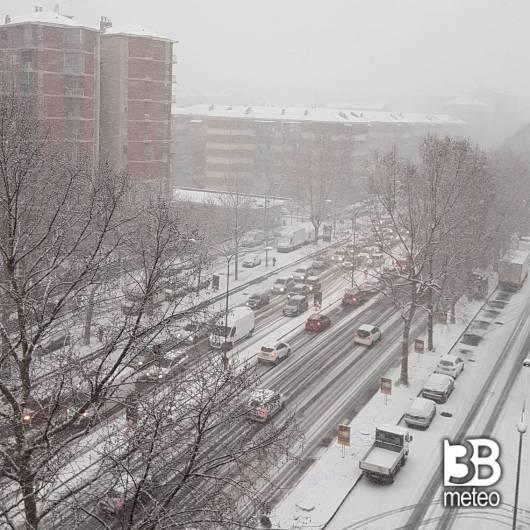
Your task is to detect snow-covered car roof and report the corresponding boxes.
[425,373,454,390]
[438,354,461,363]
[358,324,377,332]
[249,389,277,404]
[406,397,436,416]
[377,424,410,437]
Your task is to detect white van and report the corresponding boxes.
[209,306,256,349]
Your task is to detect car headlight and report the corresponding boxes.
[187,336,194,343]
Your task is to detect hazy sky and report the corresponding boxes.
[2,0,530,107]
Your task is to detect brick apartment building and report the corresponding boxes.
[0,7,100,163]
[0,8,175,192]
[99,23,175,193]
[171,105,464,198]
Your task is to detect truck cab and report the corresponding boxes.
[359,424,413,483]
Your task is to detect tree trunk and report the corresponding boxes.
[83,286,97,346]
[234,237,239,281]
[312,221,320,244]
[20,461,39,530]
[427,288,434,351]
[399,318,411,386]
[450,299,457,324]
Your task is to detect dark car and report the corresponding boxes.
[305,313,331,332]
[247,291,270,309]
[287,283,310,299]
[304,275,322,293]
[341,288,374,307]
[283,295,309,317]
[312,256,330,270]
[132,344,165,370]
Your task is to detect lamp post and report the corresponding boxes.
[221,254,234,370]
[513,357,530,530]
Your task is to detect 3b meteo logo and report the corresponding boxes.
[443,439,502,508]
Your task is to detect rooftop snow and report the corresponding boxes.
[104,24,173,41]
[173,104,464,126]
[4,11,98,30]
[173,187,286,209]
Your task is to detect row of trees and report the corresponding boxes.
[0,83,299,529]
[360,135,529,385]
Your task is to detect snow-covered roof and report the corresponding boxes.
[173,104,464,126]
[377,424,410,437]
[4,10,98,30]
[444,98,488,107]
[103,24,173,42]
[424,373,454,390]
[173,187,286,209]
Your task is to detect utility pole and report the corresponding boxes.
[222,256,232,370]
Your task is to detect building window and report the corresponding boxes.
[65,28,83,50]
[64,53,84,75]
[18,71,34,93]
[33,26,43,46]
[21,49,33,66]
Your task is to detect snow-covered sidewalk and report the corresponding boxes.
[272,274,505,529]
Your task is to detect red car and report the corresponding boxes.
[305,313,331,332]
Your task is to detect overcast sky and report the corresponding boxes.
[2,0,530,108]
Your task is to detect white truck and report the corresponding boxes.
[209,306,255,349]
[359,424,413,483]
[277,228,306,253]
[498,250,529,290]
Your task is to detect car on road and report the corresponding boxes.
[98,475,158,518]
[247,291,270,309]
[242,254,262,268]
[304,275,322,293]
[312,255,330,270]
[434,354,464,379]
[282,294,308,316]
[271,276,295,294]
[291,265,312,282]
[176,320,209,344]
[331,249,346,263]
[341,288,373,307]
[421,373,455,403]
[403,397,436,429]
[353,324,382,346]
[257,342,291,364]
[287,282,310,299]
[133,344,164,370]
[305,313,331,332]
[246,389,284,422]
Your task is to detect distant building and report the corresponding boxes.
[99,21,175,193]
[0,7,100,164]
[171,104,464,196]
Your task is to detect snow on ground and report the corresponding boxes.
[271,273,515,530]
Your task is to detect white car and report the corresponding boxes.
[353,324,382,346]
[242,254,261,268]
[404,397,436,430]
[257,342,291,364]
[422,373,455,403]
[434,354,464,379]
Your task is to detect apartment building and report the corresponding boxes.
[99,23,175,193]
[0,7,100,163]
[171,105,464,196]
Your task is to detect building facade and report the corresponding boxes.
[99,24,175,193]
[171,105,464,197]
[0,7,100,163]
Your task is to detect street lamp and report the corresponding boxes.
[512,358,530,530]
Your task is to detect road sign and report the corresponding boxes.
[414,339,425,353]
[337,424,351,446]
[212,274,220,291]
[380,377,392,395]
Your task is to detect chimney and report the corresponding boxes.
[5,15,11,24]
[35,6,43,12]
[100,16,112,32]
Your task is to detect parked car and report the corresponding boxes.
[404,397,437,430]
[272,276,295,294]
[291,265,312,282]
[287,282,310,299]
[283,295,309,316]
[257,342,291,364]
[304,275,322,293]
[353,324,382,346]
[434,354,465,379]
[246,389,284,422]
[247,291,270,309]
[421,373,455,403]
[305,313,331,332]
[242,254,262,268]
